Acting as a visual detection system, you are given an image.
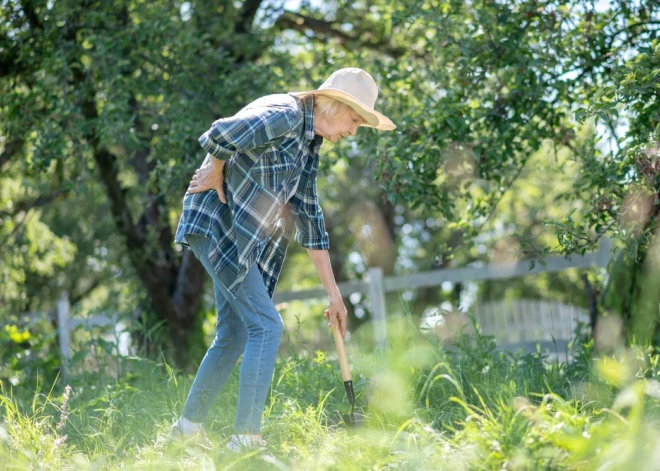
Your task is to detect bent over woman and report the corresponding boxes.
[170,68,395,451]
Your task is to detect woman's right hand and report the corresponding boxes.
[324,293,348,338]
[187,154,227,203]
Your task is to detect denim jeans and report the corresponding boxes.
[182,234,284,434]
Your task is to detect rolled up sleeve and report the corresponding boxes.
[293,170,330,250]
[199,105,300,160]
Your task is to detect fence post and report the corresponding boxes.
[368,267,387,349]
[57,291,71,379]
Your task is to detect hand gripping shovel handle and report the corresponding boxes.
[331,323,356,411]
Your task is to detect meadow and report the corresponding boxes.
[2,315,660,471]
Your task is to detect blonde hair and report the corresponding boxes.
[314,95,366,123]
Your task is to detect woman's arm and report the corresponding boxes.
[199,105,300,161]
[292,158,344,334]
[306,248,348,338]
[189,104,299,200]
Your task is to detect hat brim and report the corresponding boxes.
[290,89,396,131]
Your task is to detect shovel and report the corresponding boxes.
[330,321,362,427]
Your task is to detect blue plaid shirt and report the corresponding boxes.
[174,94,329,299]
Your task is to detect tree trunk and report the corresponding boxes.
[601,205,660,345]
[60,1,271,369]
[68,46,208,367]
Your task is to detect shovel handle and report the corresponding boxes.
[331,323,352,382]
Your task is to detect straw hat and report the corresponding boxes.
[290,68,396,131]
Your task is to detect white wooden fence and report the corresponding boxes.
[473,299,590,357]
[52,238,611,376]
[55,292,123,378]
[273,237,611,347]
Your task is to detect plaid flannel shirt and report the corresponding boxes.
[174,94,329,299]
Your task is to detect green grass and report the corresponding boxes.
[2,317,660,470]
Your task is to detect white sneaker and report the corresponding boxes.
[226,434,267,452]
[168,417,212,448]
[169,416,203,437]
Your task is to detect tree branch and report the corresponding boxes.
[274,11,407,58]
[93,149,145,248]
[125,95,178,287]
[0,208,34,246]
[276,11,353,41]
[69,61,145,252]
[606,20,660,49]
[0,189,69,219]
[70,276,103,305]
[0,137,23,172]
[18,0,43,30]
[0,35,21,78]
[236,0,264,34]
[0,1,44,77]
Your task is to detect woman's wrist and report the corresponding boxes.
[209,155,225,167]
[327,287,342,300]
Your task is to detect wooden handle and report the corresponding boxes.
[331,323,351,382]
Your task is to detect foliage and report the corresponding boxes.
[274,0,660,339]
[1,0,299,366]
[551,39,660,341]
[0,311,60,386]
[3,0,660,369]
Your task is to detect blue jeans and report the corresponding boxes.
[182,234,283,434]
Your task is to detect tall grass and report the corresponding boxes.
[2,314,660,470]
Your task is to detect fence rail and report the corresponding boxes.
[50,238,611,376]
[273,238,611,348]
[272,238,611,303]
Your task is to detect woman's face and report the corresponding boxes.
[314,108,364,144]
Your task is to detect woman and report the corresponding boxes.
[170,67,395,451]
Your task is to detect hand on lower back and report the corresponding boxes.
[187,155,227,203]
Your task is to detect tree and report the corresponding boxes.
[556,40,660,342]
[273,0,660,339]
[1,0,291,368]
[4,0,659,373]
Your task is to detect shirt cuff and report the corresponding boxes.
[295,231,330,250]
[198,131,234,160]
